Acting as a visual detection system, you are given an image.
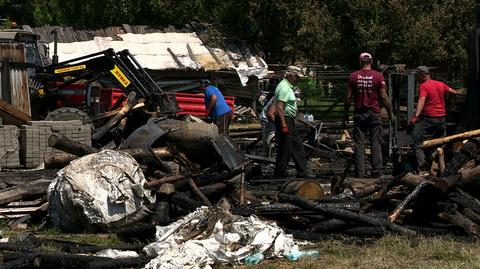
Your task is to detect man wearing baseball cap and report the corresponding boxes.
[410,66,463,169]
[201,79,233,135]
[344,52,394,178]
[273,65,313,178]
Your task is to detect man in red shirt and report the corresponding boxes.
[410,66,462,168]
[344,52,394,178]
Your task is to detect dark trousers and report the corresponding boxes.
[215,111,233,135]
[412,116,446,168]
[274,116,308,177]
[353,110,383,177]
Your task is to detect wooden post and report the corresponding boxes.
[422,129,480,148]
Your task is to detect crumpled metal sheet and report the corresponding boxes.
[143,203,298,269]
[47,150,154,232]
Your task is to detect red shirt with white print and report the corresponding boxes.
[348,69,386,113]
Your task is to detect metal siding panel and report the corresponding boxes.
[175,93,235,117]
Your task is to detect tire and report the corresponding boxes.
[45,107,94,130]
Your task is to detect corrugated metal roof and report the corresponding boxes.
[26,25,267,86]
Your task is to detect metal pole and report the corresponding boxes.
[51,29,58,64]
[407,73,415,122]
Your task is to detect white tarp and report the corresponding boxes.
[47,150,154,231]
[49,32,268,86]
[143,200,298,269]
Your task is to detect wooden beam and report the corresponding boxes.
[167,47,185,68]
[0,204,47,214]
[0,99,31,125]
[205,46,223,65]
[235,43,253,67]
[186,44,199,69]
[224,48,239,67]
[423,129,480,148]
[122,24,132,33]
[92,92,137,141]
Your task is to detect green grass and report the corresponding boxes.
[4,229,480,268]
[214,235,480,269]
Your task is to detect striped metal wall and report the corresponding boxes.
[0,43,31,116]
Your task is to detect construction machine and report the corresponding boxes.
[0,27,178,125]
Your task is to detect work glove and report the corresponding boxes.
[409,116,418,126]
[281,125,289,134]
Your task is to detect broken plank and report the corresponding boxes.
[0,180,51,206]
[92,92,137,141]
[0,214,29,219]
[0,203,47,214]
[0,99,32,125]
[7,198,46,207]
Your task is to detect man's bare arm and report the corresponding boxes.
[267,99,276,122]
[447,87,464,95]
[380,88,393,118]
[276,101,287,128]
[414,96,426,118]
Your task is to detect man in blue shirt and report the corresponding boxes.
[201,79,233,135]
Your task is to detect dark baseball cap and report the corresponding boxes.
[415,66,430,74]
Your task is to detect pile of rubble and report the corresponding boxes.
[2,95,480,268]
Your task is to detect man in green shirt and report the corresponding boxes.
[273,66,313,178]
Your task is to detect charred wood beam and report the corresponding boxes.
[463,208,480,224]
[438,210,479,237]
[174,170,242,191]
[310,218,348,232]
[198,182,228,196]
[48,133,99,156]
[171,192,203,211]
[49,133,172,163]
[278,194,416,235]
[448,187,480,215]
[389,181,432,222]
[441,141,477,177]
[283,228,344,241]
[187,178,212,206]
[145,175,186,189]
[44,153,78,169]
[1,252,113,269]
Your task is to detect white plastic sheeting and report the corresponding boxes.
[96,249,139,259]
[49,32,268,86]
[143,201,298,269]
[48,150,154,231]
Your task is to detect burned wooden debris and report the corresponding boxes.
[1,88,480,267]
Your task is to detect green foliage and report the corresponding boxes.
[0,0,475,71]
[298,77,319,100]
